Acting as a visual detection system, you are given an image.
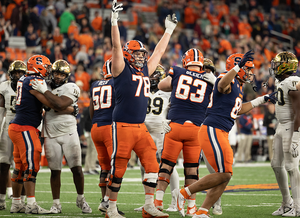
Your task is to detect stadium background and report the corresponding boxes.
[0,0,298,216]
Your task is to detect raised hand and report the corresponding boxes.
[239,50,254,68]
[111,0,123,26]
[264,91,278,104]
[165,13,178,35]
[31,79,48,94]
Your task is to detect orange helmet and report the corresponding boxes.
[182,48,204,69]
[123,40,148,68]
[226,53,254,83]
[102,58,112,79]
[27,55,52,78]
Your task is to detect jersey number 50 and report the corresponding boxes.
[92,85,112,110]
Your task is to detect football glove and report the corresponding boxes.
[31,79,48,94]
[165,13,178,35]
[263,91,278,104]
[162,119,171,134]
[251,91,278,108]
[203,72,216,85]
[71,104,79,117]
[238,50,254,68]
[290,131,300,158]
[111,0,123,26]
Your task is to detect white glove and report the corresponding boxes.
[111,0,123,26]
[290,131,300,158]
[203,72,216,85]
[165,13,178,35]
[162,119,171,134]
[31,79,48,94]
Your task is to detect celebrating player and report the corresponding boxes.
[154,48,216,216]
[107,0,177,217]
[30,59,92,214]
[173,50,277,217]
[0,61,26,211]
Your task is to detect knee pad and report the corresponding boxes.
[143,173,158,188]
[99,171,109,187]
[184,163,199,180]
[23,170,37,183]
[108,175,123,192]
[160,158,176,174]
[11,169,24,184]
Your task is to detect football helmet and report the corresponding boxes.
[226,53,254,83]
[182,48,204,69]
[123,40,148,68]
[8,60,26,82]
[203,58,215,74]
[27,55,52,78]
[270,51,298,80]
[102,58,112,79]
[50,60,71,88]
[150,64,166,92]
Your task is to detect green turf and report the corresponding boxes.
[0,163,285,217]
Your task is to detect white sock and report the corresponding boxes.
[12,197,21,204]
[53,199,60,204]
[0,194,5,200]
[156,190,164,201]
[27,197,36,205]
[21,195,26,204]
[77,194,84,201]
[145,193,154,205]
[170,167,179,191]
[185,187,192,196]
[188,198,195,207]
[104,195,109,202]
[6,187,12,198]
[109,200,117,212]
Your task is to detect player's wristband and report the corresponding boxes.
[233,65,240,73]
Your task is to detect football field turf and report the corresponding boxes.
[0,162,286,217]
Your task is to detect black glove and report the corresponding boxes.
[238,50,254,68]
[71,105,79,117]
[264,91,278,104]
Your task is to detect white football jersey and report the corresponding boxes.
[145,90,170,133]
[275,75,300,124]
[0,81,17,129]
[43,82,80,138]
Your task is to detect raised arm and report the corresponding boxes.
[147,14,178,76]
[111,0,125,77]
[158,75,172,92]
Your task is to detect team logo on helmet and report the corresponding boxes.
[182,48,204,69]
[27,55,52,78]
[270,51,298,80]
[226,53,254,83]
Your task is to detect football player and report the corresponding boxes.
[173,50,277,218]
[90,59,124,216]
[30,60,92,214]
[8,55,54,214]
[109,0,177,217]
[134,65,180,212]
[269,52,300,216]
[155,48,216,216]
[0,61,26,211]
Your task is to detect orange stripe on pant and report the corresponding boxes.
[91,123,112,171]
[111,122,159,178]
[199,125,233,175]
[8,126,42,173]
[162,122,201,164]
